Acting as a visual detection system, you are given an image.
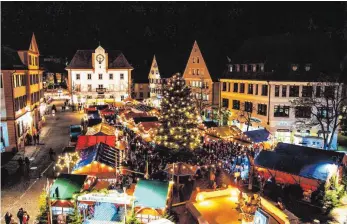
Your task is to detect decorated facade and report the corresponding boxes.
[1,33,45,152]
[66,45,133,105]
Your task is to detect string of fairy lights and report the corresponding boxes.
[54,152,80,172]
[155,73,202,150]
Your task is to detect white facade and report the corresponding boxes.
[220,79,340,149]
[67,46,132,104]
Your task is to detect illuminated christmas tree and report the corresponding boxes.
[155,73,201,150]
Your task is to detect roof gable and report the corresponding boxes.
[66,49,133,69]
[148,55,161,79]
[183,41,212,81]
[29,33,39,54]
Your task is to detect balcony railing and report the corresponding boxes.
[96,88,107,94]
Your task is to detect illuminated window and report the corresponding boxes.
[305,64,311,71]
[292,65,298,71]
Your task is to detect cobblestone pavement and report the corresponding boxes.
[1,100,83,223]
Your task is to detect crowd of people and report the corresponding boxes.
[114,122,260,187]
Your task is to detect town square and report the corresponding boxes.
[1,2,347,224]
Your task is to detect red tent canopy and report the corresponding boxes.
[76,136,116,151]
[100,108,115,116]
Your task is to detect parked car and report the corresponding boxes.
[69,125,82,142]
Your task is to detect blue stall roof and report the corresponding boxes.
[73,142,120,171]
[255,143,346,181]
[243,129,271,143]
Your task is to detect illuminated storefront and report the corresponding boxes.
[0,123,9,152]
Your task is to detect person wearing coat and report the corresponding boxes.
[4,212,12,224]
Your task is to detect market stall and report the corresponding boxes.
[76,136,116,151]
[72,142,122,180]
[133,179,174,223]
[85,123,117,136]
[49,174,93,217]
[242,129,274,149]
[254,143,347,191]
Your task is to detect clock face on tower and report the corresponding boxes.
[96,54,105,64]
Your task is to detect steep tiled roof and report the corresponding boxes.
[1,45,27,70]
[222,33,341,81]
[66,49,133,69]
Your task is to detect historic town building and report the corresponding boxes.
[132,83,150,101]
[66,45,133,105]
[147,55,167,107]
[1,33,45,152]
[183,41,214,104]
[220,33,342,149]
[183,41,220,121]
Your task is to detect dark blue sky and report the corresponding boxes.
[2,2,346,82]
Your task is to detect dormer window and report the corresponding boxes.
[305,64,311,71]
[292,64,298,71]
[244,65,248,72]
[229,65,233,72]
[253,64,257,72]
[260,64,264,72]
[236,64,240,72]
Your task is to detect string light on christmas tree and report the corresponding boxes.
[155,73,201,150]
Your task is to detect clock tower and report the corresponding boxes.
[93,45,107,73]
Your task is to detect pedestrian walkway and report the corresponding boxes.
[2,125,51,176]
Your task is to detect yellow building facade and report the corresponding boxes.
[0,33,44,152]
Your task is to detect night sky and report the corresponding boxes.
[2,2,346,82]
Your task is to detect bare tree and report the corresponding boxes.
[238,102,256,132]
[215,106,232,126]
[290,79,347,150]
